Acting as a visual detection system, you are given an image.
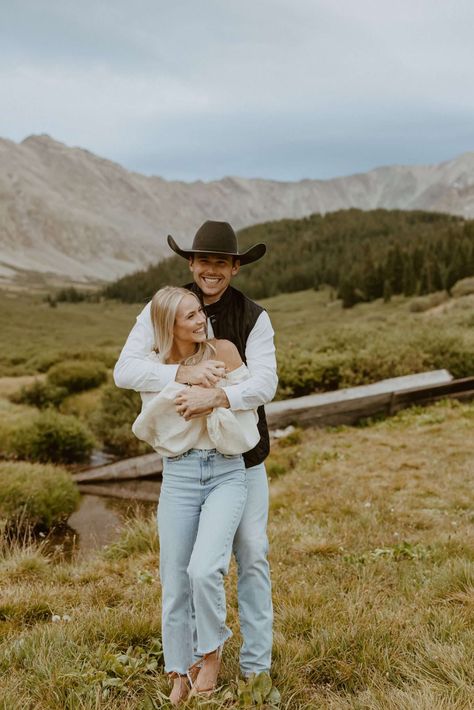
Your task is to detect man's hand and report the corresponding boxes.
[175,386,230,420]
[176,360,226,388]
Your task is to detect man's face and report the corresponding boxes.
[189,253,240,304]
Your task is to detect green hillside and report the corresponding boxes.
[103,209,474,306]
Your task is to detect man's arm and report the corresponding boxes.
[221,310,278,410]
[114,302,227,392]
[113,302,179,392]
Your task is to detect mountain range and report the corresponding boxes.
[1,134,474,285]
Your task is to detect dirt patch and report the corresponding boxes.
[0,374,46,398]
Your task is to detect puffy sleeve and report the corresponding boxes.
[207,364,260,455]
[132,381,206,456]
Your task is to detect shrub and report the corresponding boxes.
[47,360,108,394]
[0,399,37,458]
[11,380,68,409]
[30,349,116,374]
[451,277,474,298]
[91,385,150,457]
[0,461,79,529]
[409,291,449,313]
[11,410,95,464]
[420,334,474,379]
[277,352,348,397]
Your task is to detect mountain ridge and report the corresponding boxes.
[1,134,474,284]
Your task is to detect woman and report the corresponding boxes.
[132,286,260,705]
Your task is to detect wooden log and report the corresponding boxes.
[267,391,394,429]
[73,452,163,483]
[391,377,474,412]
[265,369,454,429]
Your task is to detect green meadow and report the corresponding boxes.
[0,285,473,708]
[1,398,473,708]
[1,285,474,387]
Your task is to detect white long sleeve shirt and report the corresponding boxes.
[113,300,278,411]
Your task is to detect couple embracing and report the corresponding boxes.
[114,220,277,705]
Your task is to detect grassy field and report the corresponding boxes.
[1,285,473,460]
[1,287,474,382]
[0,291,140,377]
[1,398,473,708]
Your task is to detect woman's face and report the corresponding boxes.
[173,294,207,345]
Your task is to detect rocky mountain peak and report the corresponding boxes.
[1,136,473,286]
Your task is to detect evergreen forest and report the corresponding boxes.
[103,209,474,307]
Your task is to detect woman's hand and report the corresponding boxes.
[175,386,230,420]
[176,360,226,387]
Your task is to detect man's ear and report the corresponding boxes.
[188,256,194,272]
[232,259,240,276]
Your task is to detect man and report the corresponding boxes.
[114,220,277,678]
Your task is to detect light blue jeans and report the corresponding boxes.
[233,462,273,676]
[158,448,247,675]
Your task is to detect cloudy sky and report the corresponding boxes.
[1,0,474,181]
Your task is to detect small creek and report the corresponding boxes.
[49,479,161,560]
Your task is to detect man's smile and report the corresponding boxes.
[201,276,221,285]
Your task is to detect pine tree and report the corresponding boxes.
[383,279,392,303]
[402,255,417,296]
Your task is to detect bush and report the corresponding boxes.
[11,410,95,464]
[47,360,108,394]
[409,291,449,313]
[29,348,117,374]
[451,277,474,298]
[277,352,349,397]
[421,334,474,379]
[11,380,68,409]
[0,461,79,529]
[91,385,150,457]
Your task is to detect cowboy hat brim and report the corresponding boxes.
[167,235,266,266]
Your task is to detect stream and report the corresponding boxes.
[49,479,161,560]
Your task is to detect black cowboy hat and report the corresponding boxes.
[167,220,266,266]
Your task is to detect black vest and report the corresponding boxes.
[186,282,270,468]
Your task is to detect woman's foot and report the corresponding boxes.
[188,646,223,698]
[168,673,190,706]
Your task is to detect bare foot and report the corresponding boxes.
[169,673,190,706]
[189,647,222,697]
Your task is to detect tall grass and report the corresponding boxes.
[0,399,473,708]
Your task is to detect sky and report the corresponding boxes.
[1,0,474,181]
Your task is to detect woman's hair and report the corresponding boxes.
[150,286,215,364]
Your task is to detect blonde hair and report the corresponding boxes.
[150,286,215,364]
